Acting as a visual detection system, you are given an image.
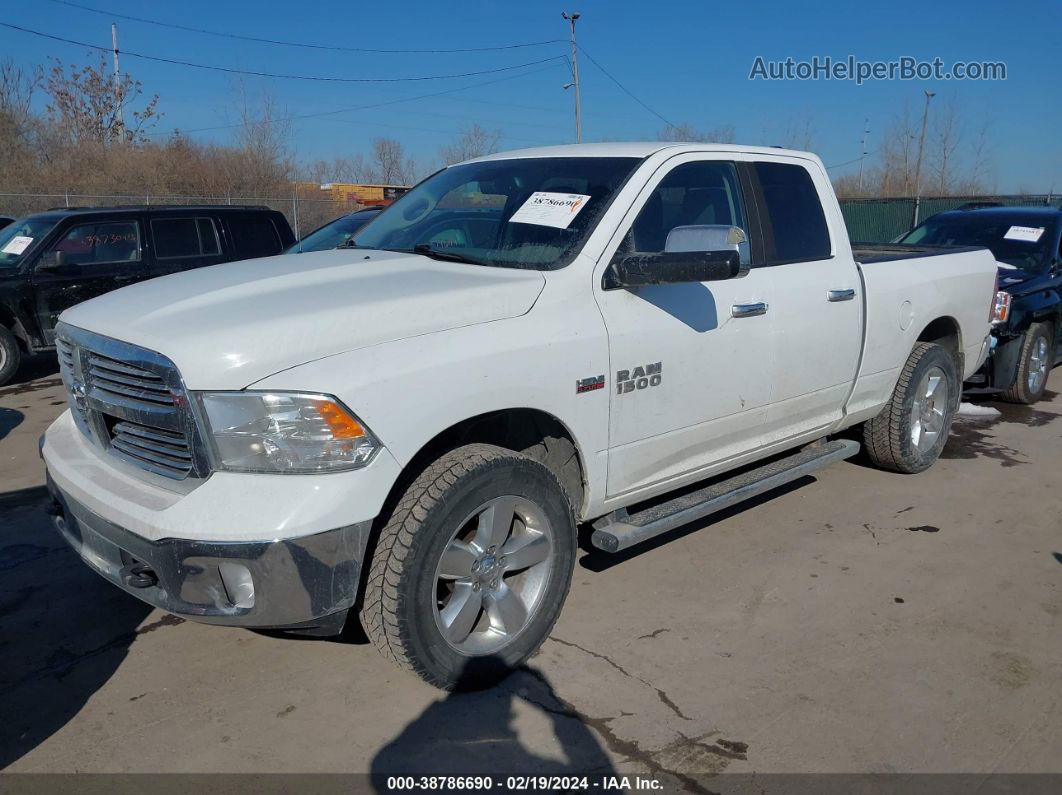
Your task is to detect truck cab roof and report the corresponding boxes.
[467,141,819,163]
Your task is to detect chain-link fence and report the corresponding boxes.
[0,192,365,238]
[839,194,1062,244]
[4,191,1059,246]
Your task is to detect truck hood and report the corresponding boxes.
[997,262,1047,292]
[61,249,545,389]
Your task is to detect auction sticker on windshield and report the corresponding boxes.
[1003,225,1045,243]
[1,236,33,255]
[509,192,591,229]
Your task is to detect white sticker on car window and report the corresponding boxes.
[1,235,33,255]
[1003,225,1045,242]
[509,192,591,229]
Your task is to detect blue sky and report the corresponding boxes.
[3,0,1059,191]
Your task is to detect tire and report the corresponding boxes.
[0,325,21,387]
[361,443,576,690]
[1000,322,1053,405]
[863,342,959,474]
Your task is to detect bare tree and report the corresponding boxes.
[439,123,503,165]
[929,96,963,195]
[658,122,736,143]
[778,109,816,151]
[44,55,160,145]
[369,137,417,185]
[876,102,917,196]
[0,58,42,115]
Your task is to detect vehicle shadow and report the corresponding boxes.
[370,662,616,788]
[0,407,24,441]
[632,282,719,332]
[0,485,154,770]
[0,354,61,394]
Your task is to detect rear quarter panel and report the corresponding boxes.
[845,248,997,423]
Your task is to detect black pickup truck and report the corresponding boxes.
[0,205,295,386]
[898,205,1062,403]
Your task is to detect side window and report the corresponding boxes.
[753,162,831,263]
[46,220,141,266]
[151,217,221,259]
[627,161,750,263]
[227,215,282,259]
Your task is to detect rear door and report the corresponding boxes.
[147,214,226,276]
[750,159,863,442]
[31,216,148,344]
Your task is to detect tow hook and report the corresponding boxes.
[121,562,159,589]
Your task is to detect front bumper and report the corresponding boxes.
[967,331,1020,390]
[46,476,371,631]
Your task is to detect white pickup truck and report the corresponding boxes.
[41,143,998,689]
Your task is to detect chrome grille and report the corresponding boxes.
[54,322,208,483]
[87,353,175,407]
[56,337,76,371]
[109,420,193,478]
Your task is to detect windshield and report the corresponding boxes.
[286,211,380,253]
[351,156,640,270]
[0,217,57,268]
[899,214,1057,270]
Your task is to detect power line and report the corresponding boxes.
[0,23,567,83]
[47,0,566,54]
[825,147,881,170]
[825,155,868,170]
[576,43,674,129]
[144,62,569,138]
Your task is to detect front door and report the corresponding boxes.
[595,156,775,499]
[31,217,147,344]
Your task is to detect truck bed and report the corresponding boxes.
[852,243,986,264]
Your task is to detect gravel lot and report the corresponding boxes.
[1,359,1060,780]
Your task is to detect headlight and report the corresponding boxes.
[197,392,379,473]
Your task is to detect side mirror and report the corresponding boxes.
[604,249,745,289]
[604,224,751,290]
[38,250,66,269]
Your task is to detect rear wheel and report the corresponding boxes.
[863,342,959,474]
[361,443,576,690]
[1000,322,1053,404]
[0,326,21,387]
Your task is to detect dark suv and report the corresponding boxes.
[898,206,1062,403]
[0,205,295,386]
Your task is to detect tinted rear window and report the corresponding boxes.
[754,162,831,263]
[227,215,282,258]
[152,217,221,259]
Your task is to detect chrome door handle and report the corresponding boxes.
[828,288,856,302]
[731,302,768,318]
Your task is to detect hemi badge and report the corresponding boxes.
[576,375,605,394]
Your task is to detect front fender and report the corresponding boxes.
[1009,288,1061,334]
[248,306,611,517]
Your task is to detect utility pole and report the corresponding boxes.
[561,11,582,143]
[111,23,124,140]
[857,118,869,193]
[913,90,935,198]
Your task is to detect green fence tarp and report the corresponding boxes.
[839,194,1062,244]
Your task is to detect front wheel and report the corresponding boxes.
[1000,322,1054,404]
[361,444,576,690]
[863,342,959,474]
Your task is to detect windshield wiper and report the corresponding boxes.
[412,243,486,266]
